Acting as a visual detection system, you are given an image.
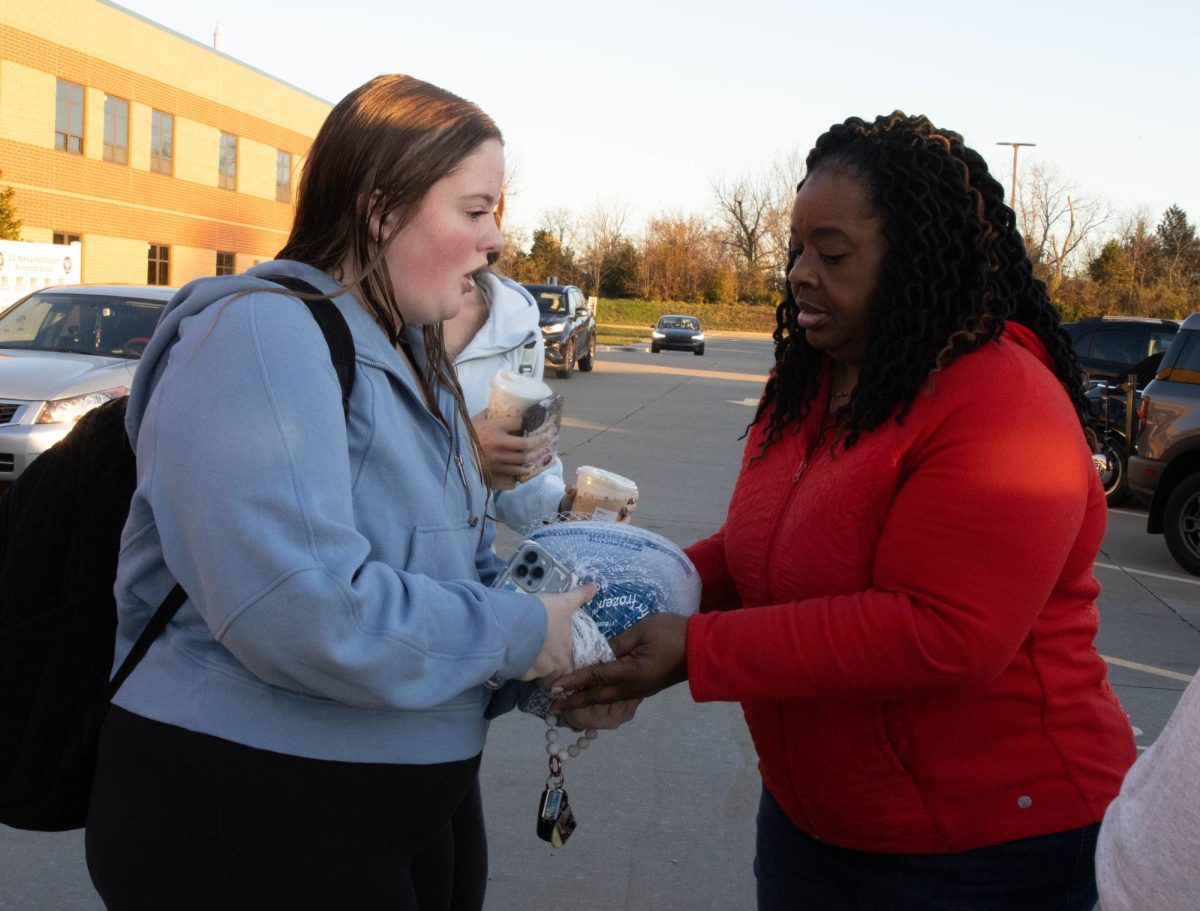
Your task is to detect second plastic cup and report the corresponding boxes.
[573,466,638,521]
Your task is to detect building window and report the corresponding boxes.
[218,133,237,190]
[147,244,170,286]
[103,95,129,165]
[151,110,174,175]
[53,231,81,246]
[275,150,292,203]
[55,79,84,154]
[216,251,235,276]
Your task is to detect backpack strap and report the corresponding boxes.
[107,583,187,699]
[261,273,356,421]
[108,273,357,700]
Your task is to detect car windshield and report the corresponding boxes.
[659,317,699,330]
[535,294,567,315]
[0,291,164,359]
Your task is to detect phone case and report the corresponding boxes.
[494,541,579,595]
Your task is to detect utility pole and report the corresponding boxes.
[996,142,1036,210]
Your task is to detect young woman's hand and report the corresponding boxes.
[523,583,598,682]
[550,613,688,706]
[471,411,554,478]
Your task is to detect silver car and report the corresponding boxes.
[0,285,173,490]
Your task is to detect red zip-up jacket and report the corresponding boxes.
[684,324,1135,854]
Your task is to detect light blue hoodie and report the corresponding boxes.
[112,260,547,764]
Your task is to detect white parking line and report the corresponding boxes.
[1094,560,1200,587]
[1101,655,1194,683]
[1108,507,1150,518]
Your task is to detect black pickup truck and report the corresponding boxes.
[520,283,597,378]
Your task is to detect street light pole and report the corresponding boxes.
[996,142,1036,210]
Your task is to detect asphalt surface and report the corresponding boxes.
[2,334,1196,910]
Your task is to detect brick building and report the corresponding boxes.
[0,0,331,286]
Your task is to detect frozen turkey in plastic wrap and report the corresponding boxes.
[493,520,701,717]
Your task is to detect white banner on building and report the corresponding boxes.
[0,240,82,311]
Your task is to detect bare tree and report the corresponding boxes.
[638,212,722,303]
[576,198,630,296]
[713,147,806,301]
[1017,163,1110,289]
[764,145,806,282]
[712,171,774,269]
[538,207,576,250]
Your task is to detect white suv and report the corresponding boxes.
[0,285,173,491]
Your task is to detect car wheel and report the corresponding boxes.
[694,345,705,356]
[578,334,596,372]
[1091,433,1130,507]
[650,344,660,354]
[556,341,575,379]
[1163,472,1200,576]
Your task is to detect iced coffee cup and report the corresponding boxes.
[573,466,638,521]
[486,370,557,490]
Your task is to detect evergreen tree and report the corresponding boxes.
[0,170,21,240]
[1155,205,1200,286]
[599,240,639,298]
[1088,240,1133,287]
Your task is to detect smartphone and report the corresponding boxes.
[493,540,578,595]
[486,541,580,691]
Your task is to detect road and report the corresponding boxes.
[2,334,1197,911]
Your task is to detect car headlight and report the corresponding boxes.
[36,386,128,425]
[543,322,567,334]
[692,333,705,341]
[651,331,665,339]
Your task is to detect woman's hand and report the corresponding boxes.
[561,699,641,731]
[523,583,598,682]
[471,411,554,478]
[551,613,688,707]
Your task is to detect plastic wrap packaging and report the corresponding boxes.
[498,520,701,717]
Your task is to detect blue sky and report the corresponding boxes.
[113,0,1199,243]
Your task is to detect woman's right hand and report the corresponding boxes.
[523,582,598,682]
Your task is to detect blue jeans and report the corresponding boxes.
[755,786,1099,911]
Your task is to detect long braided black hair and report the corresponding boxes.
[753,112,1090,454]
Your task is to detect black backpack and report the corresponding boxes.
[0,275,354,831]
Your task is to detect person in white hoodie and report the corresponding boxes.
[1095,669,1200,910]
[447,268,568,530]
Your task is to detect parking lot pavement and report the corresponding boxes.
[2,336,1196,911]
[1092,504,1199,750]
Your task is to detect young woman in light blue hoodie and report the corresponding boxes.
[84,74,609,911]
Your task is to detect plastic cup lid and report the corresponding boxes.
[576,465,638,495]
[489,369,552,403]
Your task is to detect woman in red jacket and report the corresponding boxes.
[554,113,1135,910]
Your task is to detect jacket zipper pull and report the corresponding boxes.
[792,460,807,483]
[453,450,478,526]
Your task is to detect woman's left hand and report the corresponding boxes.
[560,699,641,731]
[551,614,688,708]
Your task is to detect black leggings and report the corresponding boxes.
[86,706,488,911]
